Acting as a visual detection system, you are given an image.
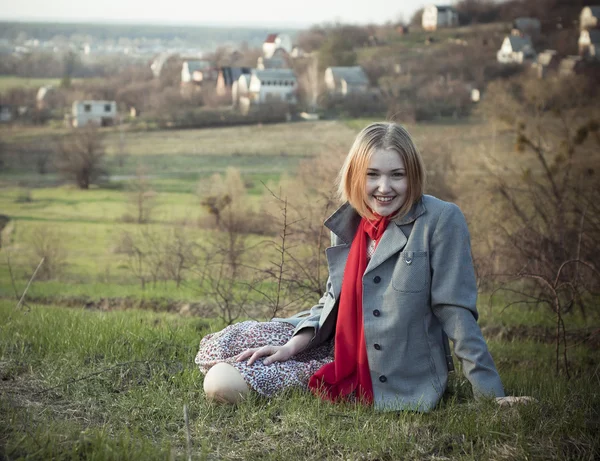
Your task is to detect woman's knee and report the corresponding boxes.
[203,362,250,404]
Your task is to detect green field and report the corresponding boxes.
[1,118,599,459]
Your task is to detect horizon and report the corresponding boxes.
[0,0,431,29]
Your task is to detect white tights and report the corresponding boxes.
[203,363,250,404]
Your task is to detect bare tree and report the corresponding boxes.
[163,227,198,288]
[480,75,600,376]
[127,166,156,224]
[55,125,107,189]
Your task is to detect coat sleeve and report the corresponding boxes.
[429,203,505,399]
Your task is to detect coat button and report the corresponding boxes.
[374,343,381,350]
[373,309,381,317]
[373,276,381,284]
[379,375,387,383]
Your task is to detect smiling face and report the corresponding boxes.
[365,148,408,217]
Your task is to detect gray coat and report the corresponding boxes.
[284,195,505,411]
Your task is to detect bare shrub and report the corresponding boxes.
[195,211,258,325]
[480,75,600,376]
[163,227,199,288]
[55,125,107,189]
[28,227,68,280]
[125,167,156,224]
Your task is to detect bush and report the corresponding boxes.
[28,227,68,281]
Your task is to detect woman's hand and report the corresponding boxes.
[495,396,537,407]
[236,345,295,366]
[236,329,314,366]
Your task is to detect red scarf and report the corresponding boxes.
[308,214,390,404]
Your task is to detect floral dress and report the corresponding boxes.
[195,320,334,396]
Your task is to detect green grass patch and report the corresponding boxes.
[0,300,598,460]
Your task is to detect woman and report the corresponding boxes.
[196,122,520,411]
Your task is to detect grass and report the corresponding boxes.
[0,300,598,460]
[1,117,599,459]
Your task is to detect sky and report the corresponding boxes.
[0,0,432,27]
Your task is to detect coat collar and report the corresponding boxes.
[324,196,427,245]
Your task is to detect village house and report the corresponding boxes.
[232,73,252,109]
[150,53,172,78]
[257,48,289,70]
[216,67,251,97]
[262,33,292,59]
[422,5,459,31]
[531,50,560,78]
[579,29,600,59]
[36,85,55,110]
[497,35,536,64]
[512,17,541,36]
[290,46,307,58]
[71,100,118,127]
[238,69,297,114]
[580,6,600,30]
[181,60,212,85]
[324,66,371,97]
[0,105,12,123]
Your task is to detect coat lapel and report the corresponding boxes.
[364,223,407,275]
[324,198,428,279]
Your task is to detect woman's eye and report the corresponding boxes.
[367,172,378,177]
[393,172,405,178]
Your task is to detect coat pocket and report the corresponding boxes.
[391,251,429,293]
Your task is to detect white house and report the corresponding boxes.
[324,66,370,96]
[422,5,459,31]
[497,35,536,64]
[531,50,560,78]
[262,33,292,59]
[150,53,173,78]
[36,85,54,110]
[233,73,252,110]
[579,29,600,59]
[181,60,212,84]
[71,100,118,127]
[246,69,297,106]
[580,6,600,30]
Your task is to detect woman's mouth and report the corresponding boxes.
[374,196,395,203]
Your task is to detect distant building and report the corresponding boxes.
[242,69,297,109]
[512,17,541,36]
[579,29,600,60]
[36,85,55,110]
[262,33,292,59]
[0,105,12,123]
[580,6,600,30]
[531,50,560,78]
[181,60,212,84]
[150,53,172,78]
[71,100,117,127]
[422,5,459,31]
[497,35,536,64]
[233,73,252,110]
[324,66,370,96]
[290,46,307,58]
[216,67,251,97]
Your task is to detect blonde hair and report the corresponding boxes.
[338,122,425,220]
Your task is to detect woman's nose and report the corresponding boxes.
[377,177,391,192]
